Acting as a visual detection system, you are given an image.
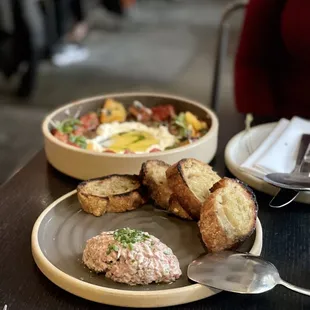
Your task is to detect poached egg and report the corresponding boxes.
[88,122,176,154]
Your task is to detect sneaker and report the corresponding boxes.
[51,44,89,67]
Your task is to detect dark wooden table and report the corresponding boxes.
[1,110,310,310]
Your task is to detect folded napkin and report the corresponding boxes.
[240,116,310,179]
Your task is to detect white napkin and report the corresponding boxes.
[240,116,310,179]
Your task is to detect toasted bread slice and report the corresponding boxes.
[140,160,172,209]
[199,178,257,252]
[140,160,192,220]
[77,174,146,216]
[167,194,192,220]
[166,158,221,219]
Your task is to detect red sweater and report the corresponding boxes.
[234,0,310,118]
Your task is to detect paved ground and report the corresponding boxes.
[0,0,244,184]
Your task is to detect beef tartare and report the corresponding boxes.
[82,228,182,285]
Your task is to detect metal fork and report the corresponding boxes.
[268,136,310,208]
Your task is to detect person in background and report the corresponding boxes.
[51,0,89,67]
[0,0,45,96]
[51,0,136,67]
[234,0,310,119]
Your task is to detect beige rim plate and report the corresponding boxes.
[31,190,263,308]
[224,123,310,204]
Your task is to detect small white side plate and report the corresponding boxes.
[224,123,310,204]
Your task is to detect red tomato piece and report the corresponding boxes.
[149,148,161,153]
[80,112,99,131]
[151,105,176,122]
[72,126,85,136]
[52,129,69,143]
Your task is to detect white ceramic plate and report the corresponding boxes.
[31,191,263,308]
[224,123,310,204]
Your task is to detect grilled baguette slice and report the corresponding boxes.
[140,160,192,220]
[77,174,146,217]
[167,194,192,220]
[140,160,172,210]
[199,178,257,252]
[166,158,221,219]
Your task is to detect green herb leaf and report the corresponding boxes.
[173,113,186,129]
[57,118,81,134]
[132,133,146,144]
[173,113,190,138]
[112,245,119,251]
[69,134,87,149]
[113,228,150,250]
[106,244,119,255]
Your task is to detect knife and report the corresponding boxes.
[266,134,310,208]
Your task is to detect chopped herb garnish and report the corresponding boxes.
[113,228,150,250]
[163,249,170,255]
[56,118,81,134]
[69,134,87,149]
[112,245,119,251]
[173,113,189,138]
[132,133,146,144]
[106,244,119,255]
[174,113,187,129]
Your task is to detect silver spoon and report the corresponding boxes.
[188,251,310,296]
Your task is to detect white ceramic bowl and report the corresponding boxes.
[42,92,219,180]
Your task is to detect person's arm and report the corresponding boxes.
[234,0,287,116]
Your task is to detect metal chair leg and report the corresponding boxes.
[210,0,248,112]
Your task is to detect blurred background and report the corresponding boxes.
[0,0,243,184]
